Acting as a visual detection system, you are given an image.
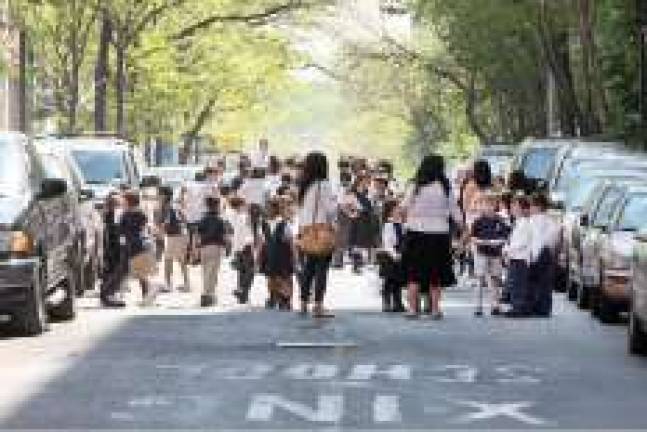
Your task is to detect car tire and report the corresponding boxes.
[629,311,647,355]
[49,266,77,322]
[14,269,48,336]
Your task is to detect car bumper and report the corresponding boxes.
[601,269,631,305]
[0,258,40,308]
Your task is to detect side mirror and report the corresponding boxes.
[79,188,95,202]
[580,214,590,227]
[39,178,67,200]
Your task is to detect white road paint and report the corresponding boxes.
[494,365,542,384]
[373,395,402,423]
[247,394,343,423]
[284,364,339,380]
[452,400,548,426]
[347,364,411,381]
[431,365,478,383]
[221,364,274,380]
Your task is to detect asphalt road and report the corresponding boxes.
[1,263,647,430]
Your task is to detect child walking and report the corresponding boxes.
[159,186,190,293]
[259,198,295,310]
[197,196,229,307]
[378,199,406,313]
[228,197,256,305]
[471,192,510,316]
[503,194,533,317]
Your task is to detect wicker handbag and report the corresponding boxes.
[298,183,336,256]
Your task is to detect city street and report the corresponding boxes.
[1,264,647,430]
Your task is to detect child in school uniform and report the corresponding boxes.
[503,194,533,317]
[259,198,295,311]
[471,192,511,316]
[378,199,406,313]
[528,193,560,317]
[197,196,229,307]
[227,196,256,305]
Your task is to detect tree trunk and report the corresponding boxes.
[18,30,28,133]
[95,13,111,132]
[115,44,127,136]
[577,0,601,135]
[182,97,217,163]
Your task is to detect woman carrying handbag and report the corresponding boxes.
[296,152,337,318]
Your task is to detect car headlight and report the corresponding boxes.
[0,231,35,257]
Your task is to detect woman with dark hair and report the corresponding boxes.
[401,154,463,319]
[297,152,338,317]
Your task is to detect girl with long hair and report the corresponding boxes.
[297,151,338,317]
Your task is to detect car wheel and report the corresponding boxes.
[14,268,48,336]
[577,284,589,309]
[629,311,647,355]
[49,266,77,322]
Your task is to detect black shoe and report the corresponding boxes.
[265,299,277,310]
[200,295,215,308]
[491,308,501,316]
[100,297,126,308]
[474,309,484,317]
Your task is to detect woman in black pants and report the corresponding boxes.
[297,152,337,317]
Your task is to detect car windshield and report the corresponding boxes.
[554,158,604,192]
[71,149,125,184]
[523,147,558,181]
[0,138,28,194]
[619,195,647,232]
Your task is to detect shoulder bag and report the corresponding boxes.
[297,182,336,256]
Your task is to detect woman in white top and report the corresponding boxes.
[296,152,337,317]
[401,154,463,319]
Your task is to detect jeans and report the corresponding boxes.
[300,253,332,303]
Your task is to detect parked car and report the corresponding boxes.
[34,147,100,295]
[477,144,514,178]
[54,136,143,208]
[568,177,645,307]
[0,133,82,335]
[547,141,626,208]
[591,185,647,323]
[629,229,647,355]
[509,138,575,189]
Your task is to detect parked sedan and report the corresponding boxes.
[629,229,647,355]
[593,186,647,323]
[509,138,575,188]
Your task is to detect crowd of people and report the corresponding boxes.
[97,138,561,320]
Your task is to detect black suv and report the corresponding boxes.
[0,133,81,335]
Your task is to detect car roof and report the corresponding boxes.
[39,136,131,151]
[520,137,577,149]
[0,132,28,143]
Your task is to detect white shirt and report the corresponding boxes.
[182,181,209,223]
[402,182,462,234]
[297,180,337,229]
[240,178,268,206]
[251,149,270,169]
[528,212,560,262]
[227,209,253,252]
[382,222,401,259]
[505,217,533,263]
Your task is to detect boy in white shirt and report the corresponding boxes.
[503,194,533,317]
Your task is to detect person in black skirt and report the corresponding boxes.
[401,154,463,319]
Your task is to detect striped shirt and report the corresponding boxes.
[402,182,462,234]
